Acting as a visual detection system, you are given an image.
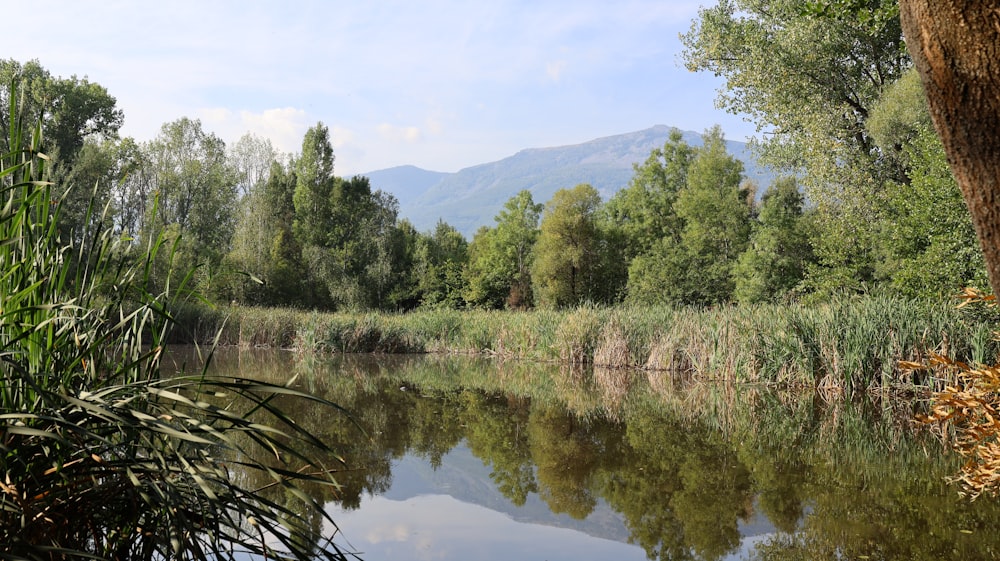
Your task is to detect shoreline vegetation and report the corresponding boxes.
[176,293,999,396]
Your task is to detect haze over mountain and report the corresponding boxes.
[365,125,775,238]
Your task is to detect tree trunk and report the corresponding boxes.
[899,1,1000,296]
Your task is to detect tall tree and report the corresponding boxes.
[899,1,1000,297]
[0,60,124,245]
[682,0,907,295]
[465,190,543,309]
[229,133,277,198]
[292,123,336,308]
[144,117,235,292]
[734,177,814,303]
[414,220,468,309]
[604,129,695,259]
[531,184,604,308]
[866,68,986,296]
[0,59,123,163]
[627,127,750,305]
[226,161,303,305]
[293,123,335,249]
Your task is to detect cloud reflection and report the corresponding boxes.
[327,494,651,561]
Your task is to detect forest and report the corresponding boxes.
[1,0,986,316]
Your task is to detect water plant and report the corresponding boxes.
[0,88,355,560]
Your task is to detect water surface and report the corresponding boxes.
[169,348,1000,561]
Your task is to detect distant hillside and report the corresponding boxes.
[360,165,449,208]
[365,125,774,238]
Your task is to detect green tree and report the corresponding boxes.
[627,128,750,305]
[292,123,337,307]
[293,122,335,249]
[465,190,543,309]
[0,59,123,164]
[900,1,1000,298]
[0,60,124,245]
[532,184,606,308]
[866,69,986,296]
[226,160,304,305]
[604,129,695,259]
[144,117,236,294]
[682,0,907,295]
[414,220,469,309]
[734,177,814,303]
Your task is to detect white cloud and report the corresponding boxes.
[546,60,568,82]
[198,106,309,154]
[377,124,422,143]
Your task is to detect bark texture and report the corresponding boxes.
[899,1,1000,296]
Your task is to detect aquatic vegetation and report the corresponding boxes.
[0,94,354,559]
[184,294,994,395]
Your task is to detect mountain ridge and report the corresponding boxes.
[365,125,773,238]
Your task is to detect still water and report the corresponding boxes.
[169,347,1000,561]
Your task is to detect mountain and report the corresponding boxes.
[364,125,775,238]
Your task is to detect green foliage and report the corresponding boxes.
[465,190,542,309]
[682,0,908,297]
[604,129,694,258]
[627,127,750,305]
[865,69,987,297]
[532,184,606,308]
[681,0,906,179]
[226,160,304,305]
[0,94,353,559]
[143,117,237,297]
[734,177,814,303]
[0,58,123,164]
[414,220,469,309]
[293,122,336,248]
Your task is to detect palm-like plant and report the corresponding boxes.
[0,86,356,560]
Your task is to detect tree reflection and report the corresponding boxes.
[198,349,1000,561]
[461,391,538,505]
[529,404,601,519]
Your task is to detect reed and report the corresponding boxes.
[0,96,353,560]
[178,293,994,393]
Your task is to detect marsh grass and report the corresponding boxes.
[180,293,993,394]
[0,93,354,560]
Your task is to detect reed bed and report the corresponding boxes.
[177,293,996,393]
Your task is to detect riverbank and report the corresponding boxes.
[174,294,998,394]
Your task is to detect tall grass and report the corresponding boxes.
[0,90,354,560]
[181,295,993,394]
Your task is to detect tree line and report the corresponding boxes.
[4,2,985,311]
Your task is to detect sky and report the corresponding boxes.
[10,0,758,176]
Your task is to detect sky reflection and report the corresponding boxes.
[324,444,769,561]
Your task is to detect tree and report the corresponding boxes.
[0,60,124,246]
[682,0,907,295]
[532,184,604,308]
[226,160,303,305]
[144,117,236,293]
[899,1,1000,298]
[866,68,986,297]
[0,59,123,163]
[734,177,814,303]
[681,0,905,180]
[414,220,468,309]
[293,123,335,249]
[604,129,695,259]
[465,190,543,309]
[627,127,750,305]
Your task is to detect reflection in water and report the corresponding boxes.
[174,348,1000,561]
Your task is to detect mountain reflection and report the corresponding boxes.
[169,348,1000,561]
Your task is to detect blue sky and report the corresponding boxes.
[12,0,756,176]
